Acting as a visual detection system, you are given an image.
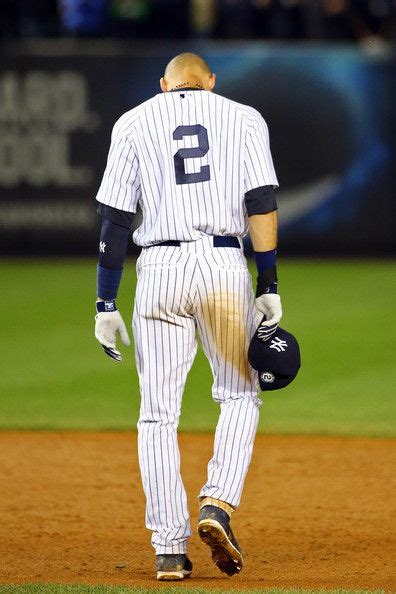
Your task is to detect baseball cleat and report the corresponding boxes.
[156,553,193,581]
[198,504,243,576]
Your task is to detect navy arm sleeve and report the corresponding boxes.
[97,203,134,229]
[97,204,134,270]
[96,204,134,300]
[245,185,277,216]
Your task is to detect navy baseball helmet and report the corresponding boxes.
[248,327,301,391]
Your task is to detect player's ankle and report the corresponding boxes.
[199,496,235,517]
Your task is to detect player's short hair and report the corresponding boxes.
[164,53,212,79]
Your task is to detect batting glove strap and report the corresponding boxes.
[96,300,117,313]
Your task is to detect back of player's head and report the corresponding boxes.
[161,53,215,92]
[164,53,211,79]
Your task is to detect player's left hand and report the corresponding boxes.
[255,293,282,341]
[95,306,130,362]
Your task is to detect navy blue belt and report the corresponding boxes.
[150,236,240,248]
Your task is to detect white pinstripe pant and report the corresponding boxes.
[133,237,261,554]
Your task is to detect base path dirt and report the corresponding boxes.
[0,432,395,590]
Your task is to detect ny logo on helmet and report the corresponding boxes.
[269,337,288,352]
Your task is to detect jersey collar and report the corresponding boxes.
[170,87,204,92]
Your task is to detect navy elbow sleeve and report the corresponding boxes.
[245,185,277,216]
[97,210,131,300]
[98,217,130,270]
[97,203,134,229]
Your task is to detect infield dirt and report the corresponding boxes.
[0,432,395,590]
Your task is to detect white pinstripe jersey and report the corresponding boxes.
[96,89,278,246]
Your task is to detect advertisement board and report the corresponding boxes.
[0,42,394,255]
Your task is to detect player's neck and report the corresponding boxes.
[169,81,204,91]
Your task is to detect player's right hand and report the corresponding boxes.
[95,303,130,362]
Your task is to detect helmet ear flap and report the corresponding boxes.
[248,327,301,391]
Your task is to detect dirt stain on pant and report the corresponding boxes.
[200,292,251,382]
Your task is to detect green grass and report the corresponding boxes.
[0,584,384,594]
[1,259,395,436]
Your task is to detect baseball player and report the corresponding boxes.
[94,53,282,580]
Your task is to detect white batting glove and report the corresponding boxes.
[255,293,283,341]
[95,302,130,362]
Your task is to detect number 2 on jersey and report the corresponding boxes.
[173,125,210,185]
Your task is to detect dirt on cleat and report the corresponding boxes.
[199,520,243,576]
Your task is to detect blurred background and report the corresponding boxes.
[0,0,395,256]
[0,1,395,435]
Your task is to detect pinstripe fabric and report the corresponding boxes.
[97,89,278,555]
[96,90,278,245]
[133,238,260,554]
